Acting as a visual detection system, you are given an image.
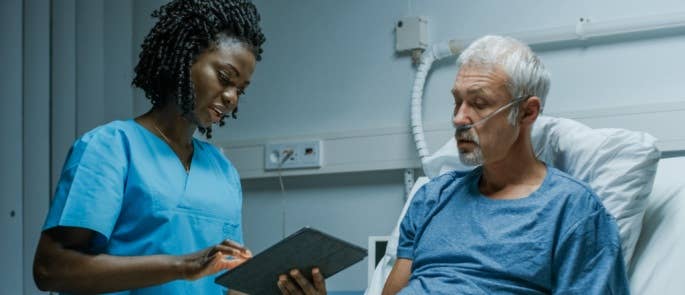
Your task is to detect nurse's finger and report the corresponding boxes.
[203,251,231,274]
[214,244,252,259]
[290,269,317,294]
[312,268,326,292]
[220,240,252,257]
[278,274,298,295]
[277,280,291,295]
[222,239,248,251]
[220,256,248,270]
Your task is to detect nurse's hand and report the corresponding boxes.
[181,239,253,281]
[277,268,327,295]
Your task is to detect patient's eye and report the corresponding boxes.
[473,98,488,110]
[453,98,463,114]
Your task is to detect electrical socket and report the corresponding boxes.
[264,140,323,170]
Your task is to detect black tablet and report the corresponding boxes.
[215,227,367,295]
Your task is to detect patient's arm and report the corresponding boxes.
[381,258,412,295]
[552,211,629,294]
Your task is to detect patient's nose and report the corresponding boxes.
[453,104,471,127]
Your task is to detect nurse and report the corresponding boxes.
[32,0,268,294]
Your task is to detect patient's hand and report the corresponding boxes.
[277,268,327,295]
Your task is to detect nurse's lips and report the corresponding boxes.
[209,104,226,121]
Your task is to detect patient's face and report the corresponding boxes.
[452,64,520,165]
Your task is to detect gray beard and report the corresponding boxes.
[456,128,484,166]
[459,148,484,166]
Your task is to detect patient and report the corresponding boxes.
[381,35,630,294]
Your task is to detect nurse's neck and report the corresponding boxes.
[145,103,195,148]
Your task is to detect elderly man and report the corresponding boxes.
[381,35,630,294]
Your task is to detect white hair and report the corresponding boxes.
[457,35,551,125]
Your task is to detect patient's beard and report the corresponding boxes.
[457,129,484,166]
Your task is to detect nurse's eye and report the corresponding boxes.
[217,70,233,86]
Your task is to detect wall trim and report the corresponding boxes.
[219,101,685,179]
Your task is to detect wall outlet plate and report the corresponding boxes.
[264,140,323,170]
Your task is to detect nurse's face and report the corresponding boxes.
[190,42,256,128]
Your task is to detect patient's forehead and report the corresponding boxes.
[453,64,510,100]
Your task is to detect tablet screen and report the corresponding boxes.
[215,227,367,294]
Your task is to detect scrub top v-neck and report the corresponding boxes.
[44,120,244,294]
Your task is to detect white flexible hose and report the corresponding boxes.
[410,40,463,174]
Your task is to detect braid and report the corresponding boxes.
[132,0,265,138]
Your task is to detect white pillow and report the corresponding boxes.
[530,116,660,266]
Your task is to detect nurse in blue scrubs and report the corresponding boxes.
[32,1,273,294]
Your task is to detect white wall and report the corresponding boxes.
[221,0,685,142]
[10,0,679,293]
[207,0,685,292]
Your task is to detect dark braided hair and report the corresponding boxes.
[132,0,265,138]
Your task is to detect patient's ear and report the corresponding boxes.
[520,96,541,126]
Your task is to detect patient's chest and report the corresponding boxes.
[412,190,563,290]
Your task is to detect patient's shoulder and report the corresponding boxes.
[414,169,476,204]
[425,168,473,189]
[544,167,611,221]
[546,167,598,199]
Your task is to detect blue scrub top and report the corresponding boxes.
[44,120,243,294]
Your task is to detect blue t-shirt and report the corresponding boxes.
[397,166,629,294]
[44,120,243,294]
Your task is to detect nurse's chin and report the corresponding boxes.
[195,120,214,129]
[197,116,219,128]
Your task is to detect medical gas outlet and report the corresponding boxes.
[264,140,323,170]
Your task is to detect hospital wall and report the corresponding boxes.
[55,0,685,293]
[5,0,685,294]
[213,0,685,292]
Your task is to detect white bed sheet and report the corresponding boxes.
[629,156,685,294]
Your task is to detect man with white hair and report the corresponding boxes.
[381,35,630,294]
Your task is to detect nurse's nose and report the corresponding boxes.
[222,88,239,110]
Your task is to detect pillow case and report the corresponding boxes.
[530,116,660,266]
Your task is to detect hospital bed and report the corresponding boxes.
[365,116,685,294]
